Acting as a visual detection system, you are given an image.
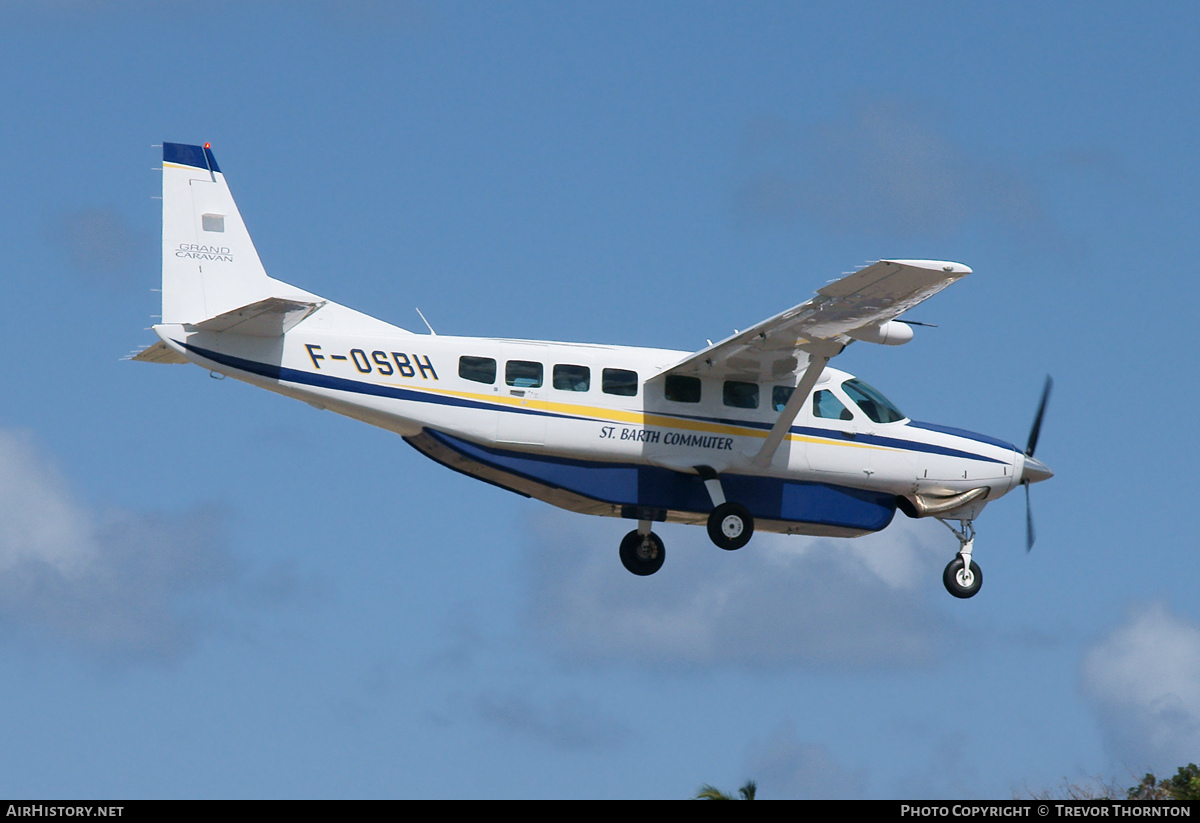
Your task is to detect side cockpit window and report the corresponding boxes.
[772,385,793,412]
[812,389,852,420]
[842,378,905,423]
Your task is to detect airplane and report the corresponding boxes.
[134,142,1053,599]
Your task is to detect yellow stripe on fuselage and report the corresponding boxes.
[376,381,902,454]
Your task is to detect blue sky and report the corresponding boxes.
[1,0,1198,799]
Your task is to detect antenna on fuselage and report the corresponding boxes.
[415,307,437,335]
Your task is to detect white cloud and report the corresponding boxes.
[522,509,955,672]
[0,429,285,664]
[0,432,97,575]
[1081,603,1200,772]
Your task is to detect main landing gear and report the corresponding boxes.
[698,467,754,551]
[707,502,753,551]
[618,468,757,577]
[939,519,982,598]
[620,523,665,576]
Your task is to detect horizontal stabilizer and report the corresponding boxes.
[129,340,189,364]
[189,297,326,337]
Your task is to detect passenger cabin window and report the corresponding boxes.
[602,368,638,397]
[813,390,852,420]
[553,364,590,392]
[842,378,905,423]
[772,385,794,412]
[459,356,496,385]
[665,375,701,403]
[505,360,543,388]
[723,380,758,409]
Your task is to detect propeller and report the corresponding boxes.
[1022,376,1053,551]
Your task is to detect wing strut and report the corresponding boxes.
[752,348,833,468]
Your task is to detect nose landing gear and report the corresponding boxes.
[943,556,982,598]
[939,519,982,598]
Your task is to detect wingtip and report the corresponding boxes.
[885,259,972,275]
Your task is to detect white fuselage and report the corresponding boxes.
[158,321,1027,535]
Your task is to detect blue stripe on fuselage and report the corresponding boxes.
[619,409,1008,465]
[788,424,1009,464]
[178,340,579,421]
[178,340,1008,465]
[907,421,1017,452]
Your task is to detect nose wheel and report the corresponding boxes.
[943,557,982,598]
[939,519,982,599]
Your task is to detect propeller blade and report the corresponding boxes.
[1025,481,1035,552]
[1025,375,1053,457]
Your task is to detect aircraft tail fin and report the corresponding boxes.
[162,143,288,325]
[158,142,408,337]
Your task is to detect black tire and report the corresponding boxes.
[619,529,665,576]
[707,502,754,551]
[943,557,983,599]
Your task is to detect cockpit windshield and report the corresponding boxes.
[842,378,906,424]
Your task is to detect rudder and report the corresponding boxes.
[161,142,275,324]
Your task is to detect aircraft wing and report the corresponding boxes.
[660,259,970,383]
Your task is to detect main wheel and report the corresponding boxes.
[943,557,983,598]
[619,530,665,576]
[707,502,754,551]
